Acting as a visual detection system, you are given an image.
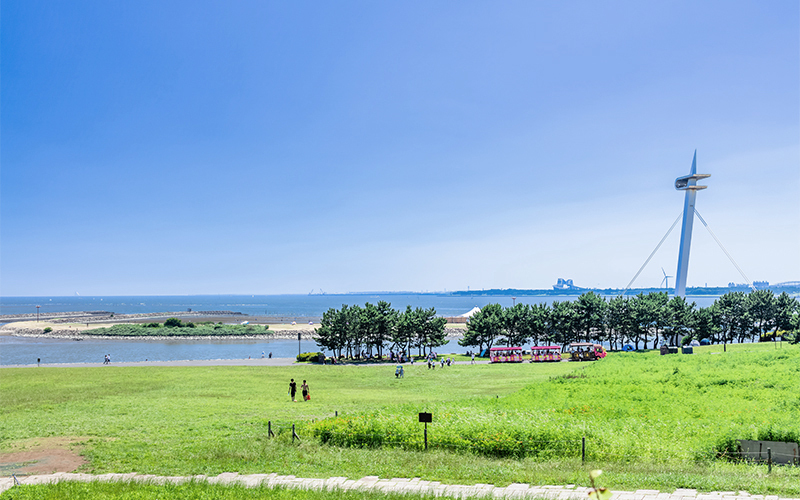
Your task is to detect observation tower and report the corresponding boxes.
[674,151,710,297]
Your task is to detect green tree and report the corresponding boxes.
[528,303,550,346]
[713,292,748,344]
[314,307,348,358]
[164,318,183,328]
[746,290,776,341]
[662,296,696,346]
[691,306,718,345]
[500,303,534,347]
[628,294,653,350]
[773,292,798,340]
[372,301,398,357]
[605,296,631,350]
[459,304,503,354]
[574,292,607,343]
[394,306,420,356]
[549,300,577,346]
[415,307,447,356]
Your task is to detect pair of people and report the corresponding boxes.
[289,379,310,402]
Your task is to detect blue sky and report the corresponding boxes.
[2,1,798,296]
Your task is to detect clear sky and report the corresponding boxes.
[2,1,798,296]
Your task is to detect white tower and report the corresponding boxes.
[674,151,710,297]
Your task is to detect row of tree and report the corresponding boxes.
[460,290,800,352]
[314,301,448,358]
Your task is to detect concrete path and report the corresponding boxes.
[1,473,797,500]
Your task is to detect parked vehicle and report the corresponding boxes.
[530,346,562,362]
[562,342,607,361]
[489,347,524,363]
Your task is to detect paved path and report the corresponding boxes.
[3,358,492,369]
[2,473,797,499]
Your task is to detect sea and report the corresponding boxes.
[0,294,719,366]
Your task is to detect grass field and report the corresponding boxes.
[1,342,799,498]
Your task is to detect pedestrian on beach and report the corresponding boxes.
[269,352,272,359]
[37,358,41,367]
[289,379,297,402]
[301,380,310,401]
[261,351,265,358]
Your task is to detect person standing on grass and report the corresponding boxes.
[289,379,297,402]
[301,380,310,401]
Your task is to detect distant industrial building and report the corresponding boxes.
[553,278,584,291]
[728,281,769,289]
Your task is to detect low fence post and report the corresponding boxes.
[767,448,772,473]
[582,437,586,463]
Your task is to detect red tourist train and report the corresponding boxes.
[530,346,562,362]
[489,346,524,363]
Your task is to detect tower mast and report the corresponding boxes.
[674,150,710,297]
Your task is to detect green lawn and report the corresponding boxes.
[2,345,799,497]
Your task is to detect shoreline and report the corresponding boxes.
[0,319,466,342]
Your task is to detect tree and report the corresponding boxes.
[662,296,696,346]
[459,304,503,354]
[372,301,398,357]
[647,292,670,349]
[164,318,183,328]
[691,306,718,345]
[500,303,533,347]
[394,306,420,356]
[713,292,748,344]
[528,303,550,346]
[574,292,607,343]
[773,292,799,340]
[605,296,631,350]
[415,307,447,356]
[549,300,577,346]
[746,290,776,341]
[627,294,653,350]
[314,307,348,358]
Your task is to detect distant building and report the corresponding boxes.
[553,278,584,291]
[728,281,769,289]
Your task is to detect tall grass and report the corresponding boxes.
[1,346,799,495]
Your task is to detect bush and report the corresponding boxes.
[185,322,195,328]
[144,322,160,328]
[164,318,183,328]
[296,351,324,362]
[43,327,53,333]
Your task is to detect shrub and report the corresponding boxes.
[185,322,195,328]
[43,327,53,333]
[164,318,183,328]
[144,322,160,328]
[296,351,324,362]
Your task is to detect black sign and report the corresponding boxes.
[418,412,432,423]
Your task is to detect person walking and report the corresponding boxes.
[471,353,475,364]
[289,379,297,402]
[301,380,310,401]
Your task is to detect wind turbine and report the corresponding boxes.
[660,268,673,290]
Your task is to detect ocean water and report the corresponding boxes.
[0,293,718,318]
[0,293,719,366]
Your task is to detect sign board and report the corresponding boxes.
[418,412,432,423]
